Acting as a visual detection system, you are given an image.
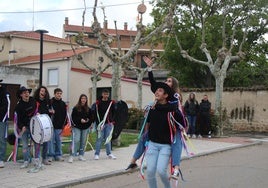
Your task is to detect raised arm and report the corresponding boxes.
[143,56,157,93]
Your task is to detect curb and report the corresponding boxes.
[44,140,262,188]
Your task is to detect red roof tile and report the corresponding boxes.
[0,31,71,44]
[71,67,151,85]
[3,48,92,65]
[64,24,137,37]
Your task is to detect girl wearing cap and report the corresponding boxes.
[144,56,187,180]
[145,82,184,188]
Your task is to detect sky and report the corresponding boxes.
[0,0,153,38]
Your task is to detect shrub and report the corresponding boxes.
[125,108,144,130]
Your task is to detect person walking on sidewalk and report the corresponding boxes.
[145,82,184,188]
[184,92,199,138]
[0,80,9,168]
[68,94,93,163]
[48,88,67,162]
[199,94,211,138]
[14,86,36,169]
[92,89,117,160]
[126,56,188,180]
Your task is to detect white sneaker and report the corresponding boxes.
[94,155,99,160]
[208,131,212,138]
[197,134,202,138]
[20,161,29,169]
[47,157,53,162]
[0,161,4,168]
[78,155,86,161]
[192,134,196,139]
[108,153,117,160]
[68,156,73,163]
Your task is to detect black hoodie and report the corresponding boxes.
[50,97,67,129]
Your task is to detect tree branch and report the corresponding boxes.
[120,3,176,63]
[222,10,227,48]
[229,21,237,52]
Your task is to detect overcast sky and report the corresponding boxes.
[0,0,153,37]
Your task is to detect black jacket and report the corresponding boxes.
[92,99,115,125]
[50,97,67,129]
[36,98,50,115]
[0,86,8,121]
[71,106,93,130]
[15,97,36,129]
[199,100,211,115]
[184,99,199,116]
[147,103,184,144]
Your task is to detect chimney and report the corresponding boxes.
[124,22,128,31]
[65,17,69,25]
[103,20,108,30]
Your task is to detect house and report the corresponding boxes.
[63,17,168,80]
[0,31,76,64]
[0,19,168,114]
[1,47,154,112]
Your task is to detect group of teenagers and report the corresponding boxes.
[0,82,118,172]
[0,56,211,187]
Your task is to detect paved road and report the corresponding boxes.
[71,141,268,188]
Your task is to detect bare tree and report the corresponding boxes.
[170,0,265,136]
[75,0,176,102]
[70,44,111,103]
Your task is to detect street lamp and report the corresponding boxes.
[35,29,48,87]
[8,50,17,66]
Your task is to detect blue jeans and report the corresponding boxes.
[0,122,8,161]
[171,131,183,167]
[146,141,171,188]
[48,129,62,159]
[95,123,112,156]
[34,142,48,160]
[133,131,148,160]
[187,115,197,135]
[21,128,31,162]
[72,127,89,156]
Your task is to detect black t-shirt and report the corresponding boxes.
[147,103,183,144]
[93,99,115,125]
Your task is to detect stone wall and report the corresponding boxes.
[180,87,268,133]
[0,66,39,89]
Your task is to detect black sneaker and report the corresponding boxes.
[125,163,138,170]
[171,170,180,180]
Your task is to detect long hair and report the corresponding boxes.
[168,76,183,102]
[75,94,89,112]
[33,86,50,103]
[188,92,197,103]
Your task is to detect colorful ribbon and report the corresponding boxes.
[96,101,113,139]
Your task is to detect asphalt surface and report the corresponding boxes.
[0,135,266,188]
[71,141,268,188]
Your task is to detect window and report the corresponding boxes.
[48,68,58,86]
[141,55,147,68]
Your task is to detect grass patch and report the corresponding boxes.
[5,131,138,161]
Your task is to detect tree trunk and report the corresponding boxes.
[91,75,97,103]
[137,72,145,109]
[111,62,121,101]
[214,75,224,136]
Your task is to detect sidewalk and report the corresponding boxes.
[0,136,262,188]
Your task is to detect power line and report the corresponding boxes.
[0,1,150,14]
